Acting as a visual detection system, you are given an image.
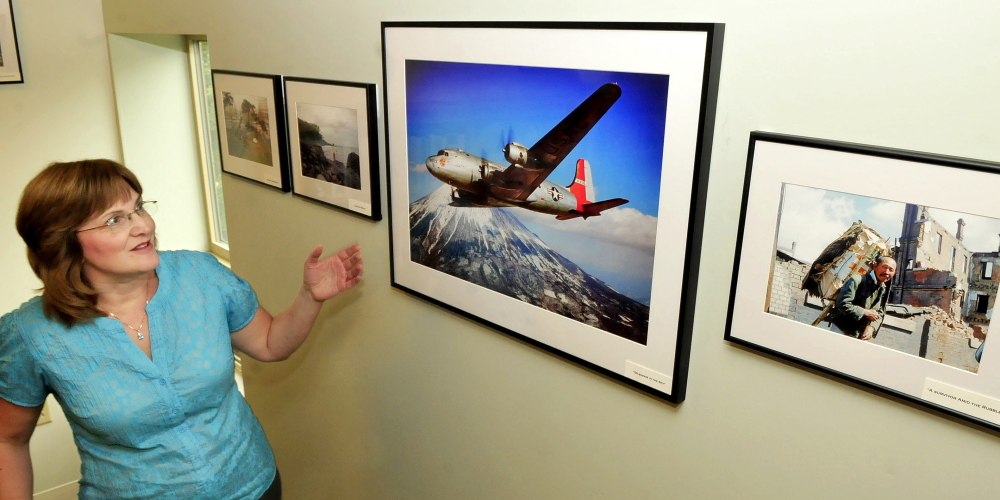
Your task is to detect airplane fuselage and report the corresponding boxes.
[426,149,579,216]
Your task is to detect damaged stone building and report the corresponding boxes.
[890,204,972,318]
[968,250,1000,338]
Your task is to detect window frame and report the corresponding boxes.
[187,36,230,262]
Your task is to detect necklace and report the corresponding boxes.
[108,300,150,340]
[106,275,153,341]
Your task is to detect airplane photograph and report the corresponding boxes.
[404,60,670,342]
[423,82,629,221]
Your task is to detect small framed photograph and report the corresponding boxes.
[727,131,1000,430]
[383,22,724,403]
[0,0,23,84]
[212,70,290,191]
[284,77,381,220]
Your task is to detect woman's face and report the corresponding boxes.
[77,188,159,284]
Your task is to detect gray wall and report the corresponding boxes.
[95,1,1000,499]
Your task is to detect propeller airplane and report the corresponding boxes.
[424,83,629,220]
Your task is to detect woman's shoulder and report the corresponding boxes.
[1,296,65,343]
[158,249,225,271]
[1,296,46,327]
[156,250,237,294]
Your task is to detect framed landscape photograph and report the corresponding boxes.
[0,0,23,84]
[727,132,1000,431]
[284,77,381,220]
[212,70,289,191]
[382,22,724,402]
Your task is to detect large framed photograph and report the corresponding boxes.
[284,77,381,220]
[383,22,724,402]
[727,131,1000,430]
[212,70,290,191]
[0,0,23,84]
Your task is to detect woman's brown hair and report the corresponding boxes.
[16,159,143,325]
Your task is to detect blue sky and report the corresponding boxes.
[403,60,671,304]
[404,60,667,215]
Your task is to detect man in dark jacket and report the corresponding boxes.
[830,257,896,341]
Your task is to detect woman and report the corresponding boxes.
[0,159,362,499]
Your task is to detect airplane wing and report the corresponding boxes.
[555,198,629,220]
[490,83,622,202]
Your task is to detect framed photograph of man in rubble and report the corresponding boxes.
[726,132,1000,431]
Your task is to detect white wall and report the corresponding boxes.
[0,2,212,496]
[0,0,120,494]
[89,1,1000,499]
[107,33,210,252]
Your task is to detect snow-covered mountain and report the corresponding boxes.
[409,185,649,344]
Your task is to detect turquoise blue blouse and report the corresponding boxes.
[0,250,275,499]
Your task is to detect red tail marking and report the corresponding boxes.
[570,159,590,210]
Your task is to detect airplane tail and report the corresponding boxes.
[559,159,628,220]
[568,159,596,204]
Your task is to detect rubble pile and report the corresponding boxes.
[921,305,975,339]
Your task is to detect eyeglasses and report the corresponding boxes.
[77,201,158,234]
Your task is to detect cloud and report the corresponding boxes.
[927,208,1000,253]
[854,200,905,249]
[512,210,656,302]
[776,185,860,263]
[295,103,359,147]
[513,206,657,253]
[866,200,905,234]
[775,185,930,263]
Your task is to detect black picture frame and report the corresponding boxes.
[284,76,381,220]
[382,22,724,403]
[211,70,290,192]
[727,131,1000,431]
[0,0,23,84]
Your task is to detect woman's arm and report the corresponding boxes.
[231,244,363,362]
[0,397,42,500]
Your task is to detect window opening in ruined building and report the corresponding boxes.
[984,262,994,280]
[976,294,990,314]
[950,247,957,272]
[936,233,943,254]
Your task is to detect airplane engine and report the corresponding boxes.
[450,187,489,207]
[503,142,535,167]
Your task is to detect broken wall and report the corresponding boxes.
[871,310,978,373]
[922,309,979,373]
[896,268,959,315]
[913,217,972,286]
[768,256,809,319]
[967,252,999,339]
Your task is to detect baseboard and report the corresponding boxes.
[34,481,79,500]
